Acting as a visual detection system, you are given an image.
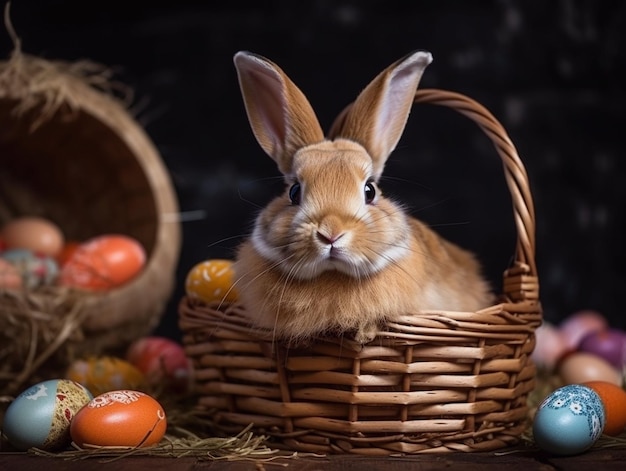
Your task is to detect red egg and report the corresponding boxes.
[60,235,146,291]
[559,310,608,350]
[579,329,626,370]
[56,241,81,267]
[126,337,192,393]
[70,390,166,448]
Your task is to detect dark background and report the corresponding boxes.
[2,1,625,339]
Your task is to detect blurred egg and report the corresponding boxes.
[185,259,238,304]
[559,310,608,350]
[55,240,81,267]
[1,216,64,257]
[578,329,626,370]
[70,390,167,448]
[531,322,570,371]
[558,352,622,386]
[2,379,93,451]
[0,258,23,290]
[1,248,59,288]
[65,356,146,397]
[60,234,146,291]
[533,384,605,455]
[583,381,626,436]
[126,336,192,393]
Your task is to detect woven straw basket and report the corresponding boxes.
[0,46,181,396]
[179,88,541,455]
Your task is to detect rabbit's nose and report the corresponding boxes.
[316,230,345,246]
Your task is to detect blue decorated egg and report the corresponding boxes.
[1,248,59,288]
[2,379,93,451]
[533,384,606,455]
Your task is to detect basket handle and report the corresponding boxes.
[413,89,538,302]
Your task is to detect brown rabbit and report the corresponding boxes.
[232,50,494,344]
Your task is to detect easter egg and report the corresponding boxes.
[533,384,605,455]
[2,379,93,451]
[558,352,622,386]
[583,381,626,436]
[65,356,146,397]
[126,336,192,393]
[185,259,238,304]
[60,234,146,291]
[70,390,167,448]
[531,322,570,371]
[0,258,23,289]
[1,248,59,288]
[1,216,64,257]
[55,240,81,267]
[578,329,626,370]
[559,310,608,350]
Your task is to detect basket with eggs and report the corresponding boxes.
[0,38,180,396]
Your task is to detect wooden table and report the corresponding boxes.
[3,445,626,470]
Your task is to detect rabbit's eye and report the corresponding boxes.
[289,182,301,205]
[364,181,376,204]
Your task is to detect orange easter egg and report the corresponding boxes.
[185,259,238,303]
[60,235,146,291]
[70,390,166,448]
[583,381,626,436]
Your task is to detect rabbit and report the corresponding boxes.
[231,50,494,345]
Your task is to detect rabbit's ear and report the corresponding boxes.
[329,51,432,179]
[234,51,325,175]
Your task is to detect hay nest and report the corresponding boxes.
[0,10,181,396]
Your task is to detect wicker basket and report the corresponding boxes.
[0,48,181,396]
[179,88,541,455]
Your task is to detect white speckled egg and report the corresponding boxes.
[2,379,93,451]
[533,384,605,455]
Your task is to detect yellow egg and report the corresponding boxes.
[65,356,146,397]
[185,259,238,304]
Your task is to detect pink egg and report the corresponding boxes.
[559,310,608,350]
[126,336,192,393]
[578,328,626,370]
[0,258,23,290]
[531,322,570,371]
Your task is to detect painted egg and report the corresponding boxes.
[70,390,167,448]
[55,240,81,267]
[126,336,192,393]
[559,310,608,350]
[185,259,238,304]
[558,352,622,386]
[60,234,146,291]
[0,258,23,290]
[65,356,146,397]
[2,379,93,451]
[1,248,59,288]
[578,329,626,370]
[531,322,570,371]
[1,216,65,257]
[583,381,626,436]
[533,384,605,455]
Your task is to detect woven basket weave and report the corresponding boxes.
[0,48,181,396]
[179,88,541,455]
